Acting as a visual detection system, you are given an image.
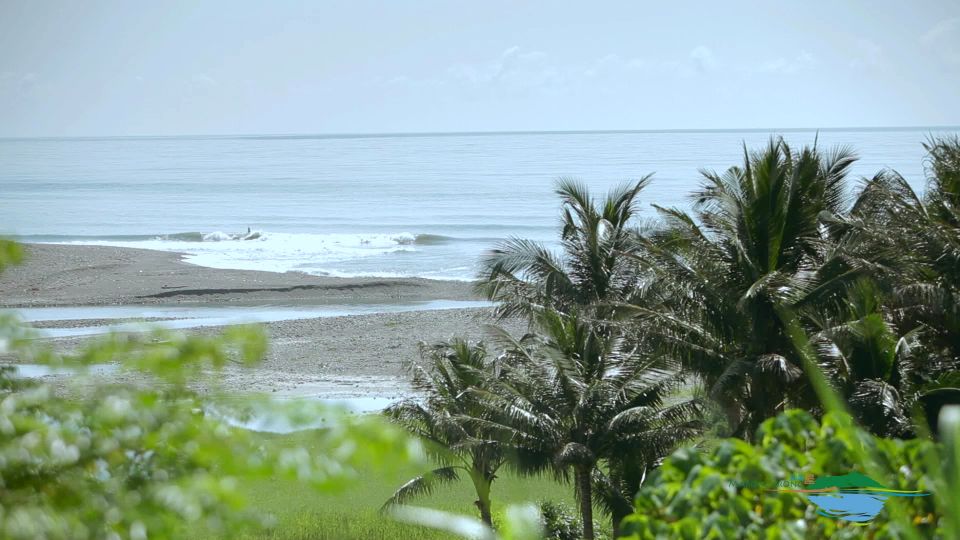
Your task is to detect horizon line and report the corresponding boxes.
[2,124,959,142]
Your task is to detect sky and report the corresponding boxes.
[1,1,959,137]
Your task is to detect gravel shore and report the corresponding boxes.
[0,244,476,307]
[0,244,523,398]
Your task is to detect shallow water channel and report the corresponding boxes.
[7,299,493,338]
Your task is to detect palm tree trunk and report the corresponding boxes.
[477,493,492,527]
[470,469,493,526]
[576,466,595,540]
[609,464,626,538]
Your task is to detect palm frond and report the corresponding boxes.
[381,466,462,510]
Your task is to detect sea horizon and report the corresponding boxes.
[3,123,960,142]
[3,126,958,280]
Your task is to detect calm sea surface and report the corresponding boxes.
[1,128,956,280]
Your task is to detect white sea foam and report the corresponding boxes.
[201,231,236,241]
[54,230,478,280]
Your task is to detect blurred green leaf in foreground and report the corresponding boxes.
[0,244,420,539]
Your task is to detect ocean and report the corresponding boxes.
[1,128,955,280]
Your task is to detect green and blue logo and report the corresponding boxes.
[775,472,930,523]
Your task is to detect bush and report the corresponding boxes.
[0,323,422,539]
[539,501,581,540]
[619,409,944,539]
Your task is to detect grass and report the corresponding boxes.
[190,430,576,540]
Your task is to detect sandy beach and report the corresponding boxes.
[0,244,521,398]
[0,244,476,307]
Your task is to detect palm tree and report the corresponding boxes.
[851,136,960,371]
[473,177,701,537]
[811,278,917,436]
[632,137,862,438]
[840,136,960,431]
[477,177,651,320]
[472,311,700,539]
[382,339,506,526]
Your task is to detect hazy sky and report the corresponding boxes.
[2,1,959,137]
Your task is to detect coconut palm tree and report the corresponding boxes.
[810,278,918,436]
[851,136,960,370]
[477,177,651,320]
[838,136,960,432]
[631,137,862,438]
[382,339,506,526]
[471,311,700,539]
[473,176,701,537]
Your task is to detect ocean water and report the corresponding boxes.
[1,128,955,280]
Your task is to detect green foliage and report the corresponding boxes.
[635,138,864,439]
[474,175,699,539]
[384,339,508,525]
[936,406,960,538]
[477,177,650,320]
[0,238,23,273]
[428,136,960,540]
[619,409,941,539]
[849,135,960,396]
[474,311,699,540]
[0,279,418,538]
[538,501,582,540]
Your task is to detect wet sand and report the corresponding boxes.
[0,244,522,398]
[0,244,476,307]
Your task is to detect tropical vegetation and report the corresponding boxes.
[386,135,960,539]
[618,409,955,539]
[383,339,509,526]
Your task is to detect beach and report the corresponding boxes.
[0,244,476,307]
[0,244,521,398]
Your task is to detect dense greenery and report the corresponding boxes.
[633,136,959,440]
[388,135,960,539]
[635,140,862,438]
[619,409,951,539]
[0,322,421,538]
[470,311,699,539]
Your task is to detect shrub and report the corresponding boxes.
[539,501,582,540]
[619,409,943,539]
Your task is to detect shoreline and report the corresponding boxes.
[15,306,519,398]
[0,244,520,398]
[0,244,478,308]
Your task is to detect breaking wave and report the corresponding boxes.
[21,231,458,245]
[23,230,486,280]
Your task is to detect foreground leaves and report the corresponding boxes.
[620,409,952,539]
[0,322,419,539]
